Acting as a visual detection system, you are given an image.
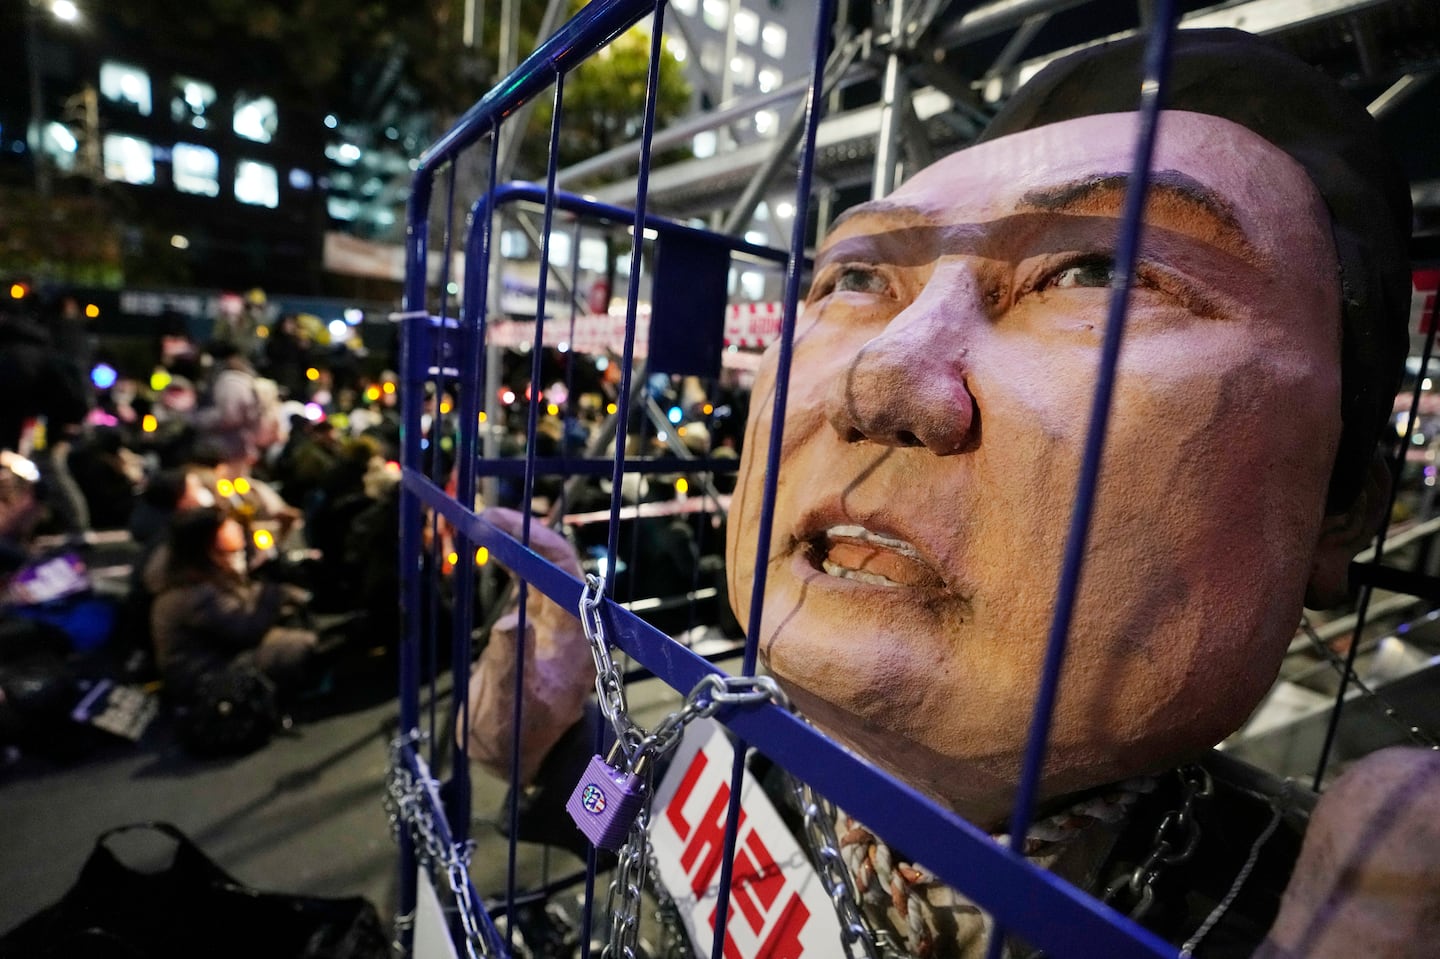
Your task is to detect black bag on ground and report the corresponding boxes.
[0,822,389,959]
[175,664,279,757]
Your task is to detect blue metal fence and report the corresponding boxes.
[392,1,1205,956]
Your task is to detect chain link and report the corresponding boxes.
[646,838,691,958]
[385,731,499,959]
[581,575,638,757]
[1102,764,1212,920]
[1298,615,1440,751]
[581,572,793,959]
[786,771,899,959]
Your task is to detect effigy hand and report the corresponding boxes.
[458,507,596,785]
[1258,746,1440,958]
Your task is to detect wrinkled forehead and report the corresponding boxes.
[823,111,1333,268]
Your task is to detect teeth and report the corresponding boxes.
[825,525,922,557]
[821,559,903,587]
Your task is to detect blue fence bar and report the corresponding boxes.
[389,1,1230,957]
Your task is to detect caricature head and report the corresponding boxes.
[727,30,1412,827]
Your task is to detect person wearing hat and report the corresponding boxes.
[464,28,1436,958]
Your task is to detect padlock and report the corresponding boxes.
[566,746,647,852]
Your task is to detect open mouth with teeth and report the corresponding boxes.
[806,524,947,589]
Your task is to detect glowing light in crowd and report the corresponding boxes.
[439,401,453,415]
[667,406,682,424]
[84,304,100,319]
[9,284,26,300]
[233,477,252,495]
[500,389,516,405]
[546,403,559,416]
[382,382,396,395]
[364,386,381,402]
[306,367,320,382]
[51,1,79,22]
[253,529,275,550]
[675,477,689,495]
[475,547,489,566]
[328,319,347,340]
[90,364,118,389]
[150,369,172,391]
[596,356,609,371]
[703,404,713,415]
[216,479,235,497]
[141,414,157,433]
[304,403,324,421]
[606,403,617,415]
[446,551,458,566]
[344,308,363,325]
[477,412,488,424]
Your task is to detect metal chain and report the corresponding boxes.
[604,805,653,959]
[645,839,692,958]
[385,732,498,959]
[1298,615,1440,750]
[786,771,899,959]
[1101,764,1212,920]
[582,571,792,959]
[581,575,640,757]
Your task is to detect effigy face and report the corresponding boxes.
[727,110,1345,828]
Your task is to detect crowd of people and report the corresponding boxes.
[0,287,747,760]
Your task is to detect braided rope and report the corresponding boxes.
[838,779,1154,958]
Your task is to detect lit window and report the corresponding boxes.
[692,130,717,159]
[41,122,77,172]
[754,108,777,136]
[234,160,278,208]
[734,9,759,45]
[762,22,786,58]
[671,0,696,13]
[171,77,216,129]
[739,269,765,300]
[325,142,362,165]
[730,53,755,87]
[758,67,782,93]
[499,229,529,259]
[100,62,151,116]
[103,134,154,184]
[172,142,219,196]
[578,237,608,272]
[745,230,767,245]
[327,197,359,221]
[548,231,572,267]
[702,0,726,30]
[700,43,723,76]
[233,94,278,143]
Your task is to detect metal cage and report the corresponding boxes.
[390,2,1436,957]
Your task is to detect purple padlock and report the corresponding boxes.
[566,752,647,851]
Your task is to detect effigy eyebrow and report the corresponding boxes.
[1019,170,1258,261]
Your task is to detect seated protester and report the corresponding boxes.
[118,469,217,670]
[461,29,1437,959]
[68,427,143,531]
[145,507,315,705]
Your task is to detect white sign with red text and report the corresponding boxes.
[650,718,841,959]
